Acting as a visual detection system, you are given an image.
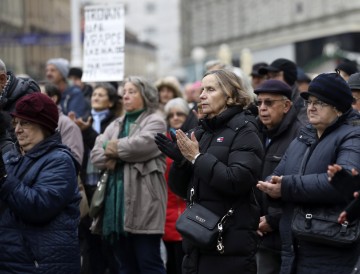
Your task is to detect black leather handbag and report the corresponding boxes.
[291,205,360,247]
[176,187,234,253]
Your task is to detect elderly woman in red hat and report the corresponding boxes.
[0,93,81,273]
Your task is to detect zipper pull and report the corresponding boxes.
[190,187,194,205]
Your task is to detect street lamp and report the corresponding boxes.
[191,47,206,81]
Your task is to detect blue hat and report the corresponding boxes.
[300,72,353,113]
[254,79,292,99]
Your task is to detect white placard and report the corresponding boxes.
[82,5,125,82]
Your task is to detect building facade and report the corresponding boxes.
[0,0,157,81]
[180,0,360,75]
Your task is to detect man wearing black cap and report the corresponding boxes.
[259,58,308,125]
[258,58,297,88]
[336,59,358,81]
[254,79,303,274]
[250,62,268,89]
[348,72,360,112]
[68,67,93,103]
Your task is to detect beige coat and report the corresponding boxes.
[91,110,167,234]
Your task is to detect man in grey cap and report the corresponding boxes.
[348,72,360,112]
[46,58,90,119]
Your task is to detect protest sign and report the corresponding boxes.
[82,5,125,82]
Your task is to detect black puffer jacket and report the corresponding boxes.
[273,109,360,274]
[169,107,264,274]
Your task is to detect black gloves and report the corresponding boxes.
[343,194,360,223]
[330,168,360,202]
[154,132,185,163]
[0,151,7,182]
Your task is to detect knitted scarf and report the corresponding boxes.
[91,109,110,133]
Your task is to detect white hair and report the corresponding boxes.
[164,97,190,117]
[0,59,6,72]
[232,67,256,101]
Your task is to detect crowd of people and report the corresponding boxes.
[0,55,360,274]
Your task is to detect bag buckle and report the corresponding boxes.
[305,213,312,229]
[340,221,348,234]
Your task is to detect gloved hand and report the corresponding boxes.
[154,132,184,162]
[0,151,7,182]
[330,168,360,202]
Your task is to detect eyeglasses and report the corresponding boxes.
[304,100,329,108]
[255,99,286,107]
[168,112,187,119]
[12,119,33,129]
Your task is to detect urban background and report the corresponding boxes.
[1,0,360,83]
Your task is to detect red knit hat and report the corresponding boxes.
[11,93,59,133]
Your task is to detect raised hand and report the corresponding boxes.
[154,133,184,162]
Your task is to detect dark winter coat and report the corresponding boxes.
[272,109,360,274]
[0,133,81,273]
[80,112,117,186]
[258,106,303,252]
[169,107,264,274]
[61,85,90,119]
[0,71,40,113]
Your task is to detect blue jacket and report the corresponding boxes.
[61,85,90,119]
[273,109,360,274]
[0,133,81,273]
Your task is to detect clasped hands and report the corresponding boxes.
[257,176,282,199]
[155,129,199,163]
[103,140,118,170]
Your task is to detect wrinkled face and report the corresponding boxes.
[167,107,187,130]
[352,91,360,112]
[159,86,175,105]
[122,82,145,112]
[12,118,45,153]
[305,95,339,134]
[91,87,113,111]
[45,64,64,85]
[199,74,227,118]
[257,93,290,129]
